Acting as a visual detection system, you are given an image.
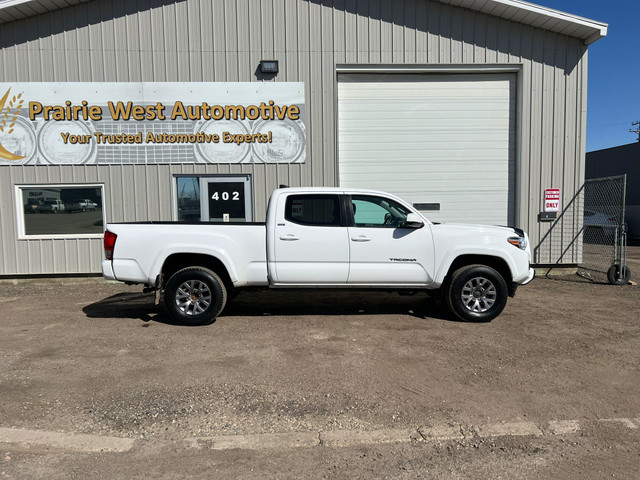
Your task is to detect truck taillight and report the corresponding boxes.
[104,230,117,260]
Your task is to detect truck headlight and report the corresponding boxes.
[507,236,527,250]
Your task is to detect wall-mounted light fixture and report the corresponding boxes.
[259,60,279,74]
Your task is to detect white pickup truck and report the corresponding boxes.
[102,187,534,325]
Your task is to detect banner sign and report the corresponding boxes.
[0,82,306,165]
[544,188,560,212]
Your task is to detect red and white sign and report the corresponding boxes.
[544,188,560,212]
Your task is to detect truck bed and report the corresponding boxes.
[105,222,268,287]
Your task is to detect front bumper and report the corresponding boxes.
[521,267,536,285]
[509,268,535,297]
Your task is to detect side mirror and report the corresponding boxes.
[403,213,424,229]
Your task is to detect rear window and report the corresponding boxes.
[284,195,341,226]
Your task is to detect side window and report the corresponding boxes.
[351,195,409,228]
[285,195,341,226]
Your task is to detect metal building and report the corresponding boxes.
[586,143,640,240]
[0,0,606,276]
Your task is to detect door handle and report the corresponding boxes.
[351,235,371,242]
[279,234,300,241]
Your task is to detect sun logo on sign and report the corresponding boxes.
[0,88,26,161]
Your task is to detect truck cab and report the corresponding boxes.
[266,189,435,286]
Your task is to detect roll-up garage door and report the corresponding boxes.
[338,73,516,225]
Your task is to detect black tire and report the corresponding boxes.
[607,264,631,285]
[163,267,227,326]
[446,264,508,322]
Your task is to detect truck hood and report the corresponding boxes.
[429,222,531,260]
[430,223,519,235]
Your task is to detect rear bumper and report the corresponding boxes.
[102,258,149,284]
[102,259,116,280]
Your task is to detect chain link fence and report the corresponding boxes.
[578,175,629,284]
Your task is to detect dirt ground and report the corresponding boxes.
[0,252,639,479]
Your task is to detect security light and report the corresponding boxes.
[259,60,279,74]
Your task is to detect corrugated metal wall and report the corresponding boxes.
[0,0,588,274]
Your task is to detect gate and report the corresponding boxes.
[579,175,630,284]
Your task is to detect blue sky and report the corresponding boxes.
[539,0,640,152]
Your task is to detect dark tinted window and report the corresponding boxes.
[285,195,341,226]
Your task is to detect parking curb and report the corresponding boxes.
[3,417,639,453]
[0,427,135,453]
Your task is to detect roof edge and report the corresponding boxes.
[439,0,607,45]
[0,0,38,9]
[486,0,607,43]
[0,0,90,25]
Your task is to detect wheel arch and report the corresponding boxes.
[160,253,234,292]
[443,254,513,294]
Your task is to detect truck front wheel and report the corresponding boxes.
[163,267,227,326]
[446,265,508,322]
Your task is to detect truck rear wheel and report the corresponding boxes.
[446,264,507,322]
[163,267,227,326]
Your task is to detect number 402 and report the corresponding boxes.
[211,191,240,201]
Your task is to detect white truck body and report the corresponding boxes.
[102,187,534,324]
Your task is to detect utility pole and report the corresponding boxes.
[630,121,640,142]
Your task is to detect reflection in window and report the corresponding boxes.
[21,186,104,236]
[177,177,201,222]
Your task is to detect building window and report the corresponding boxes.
[176,177,201,222]
[17,185,105,238]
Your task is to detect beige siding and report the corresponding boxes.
[0,0,589,274]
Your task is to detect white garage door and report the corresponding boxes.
[338,73,516,225]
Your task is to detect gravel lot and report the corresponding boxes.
[0,254,638,479]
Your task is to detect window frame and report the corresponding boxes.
[172,174,253,222]
[15,183,106,240]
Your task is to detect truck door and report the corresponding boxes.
[347,194,434,285]
[272,193,349,284]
